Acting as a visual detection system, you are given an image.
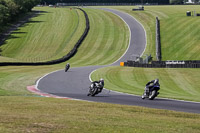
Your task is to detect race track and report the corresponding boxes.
[36,8,200,114]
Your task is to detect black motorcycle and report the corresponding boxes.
[87,83,102,97]
[142,85,160,100]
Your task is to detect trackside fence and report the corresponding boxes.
[0,8,89,66]
[123,60,200,68]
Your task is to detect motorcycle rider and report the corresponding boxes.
[144,79,160,96]
[87,78,104,96]
[65,63,70,72]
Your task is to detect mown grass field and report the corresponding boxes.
[91,66,200,102]
[0,7,85,62]
[0,6,200,132]
[69,8,129,66]
[109,5,200,60]
[0,7,129,65]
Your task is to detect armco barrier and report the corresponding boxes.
[156,17,161,61]
[124,60,200,68]
[0,8,89,66]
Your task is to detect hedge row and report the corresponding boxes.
[0,8,89,66]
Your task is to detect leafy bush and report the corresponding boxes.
[0,0,41,32]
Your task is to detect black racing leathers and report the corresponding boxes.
[145,80,160,94]
[92,81,104,92]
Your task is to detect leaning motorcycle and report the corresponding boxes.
[142,85,160,100]
[87,83,102,97]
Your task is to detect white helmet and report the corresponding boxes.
[154,79,159,84]
[100,78,104,82]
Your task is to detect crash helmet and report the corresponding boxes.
[154,79,159,84]
[99,78,104,84]
[100,78,104,82]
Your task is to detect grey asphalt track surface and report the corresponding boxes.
[37,8,200,114]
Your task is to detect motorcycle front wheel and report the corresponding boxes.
[89,87,98,97]
[149,90,157,100]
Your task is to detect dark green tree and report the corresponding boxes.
[170,0,183,4]
[4,0,18,19]
[0,0,41,32]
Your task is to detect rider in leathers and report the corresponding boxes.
[88,78,104,96]
[144,79,160,96]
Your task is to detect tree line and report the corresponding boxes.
[0,0,41,32]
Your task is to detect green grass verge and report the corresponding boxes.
[0,96,199,132]
[91,66,200,102]
[0,65,60,96]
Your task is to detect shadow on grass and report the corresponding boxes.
[26,20,44,23]
[0,34,22,55]
[0,10,49,55]
[11,31,27,34]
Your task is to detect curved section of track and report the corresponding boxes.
[36,8,200,114]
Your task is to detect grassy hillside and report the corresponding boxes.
[0,7,129,94]
[109,5,200,61]
[0,7,129,66]
[0,7,85,62]
[68,8,129,66]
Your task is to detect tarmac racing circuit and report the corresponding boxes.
[36,8,200,114]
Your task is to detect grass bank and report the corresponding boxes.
[68,8,129,66]
[0,96,199,132]
[91,66,200,102]
[0,7,85,62]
